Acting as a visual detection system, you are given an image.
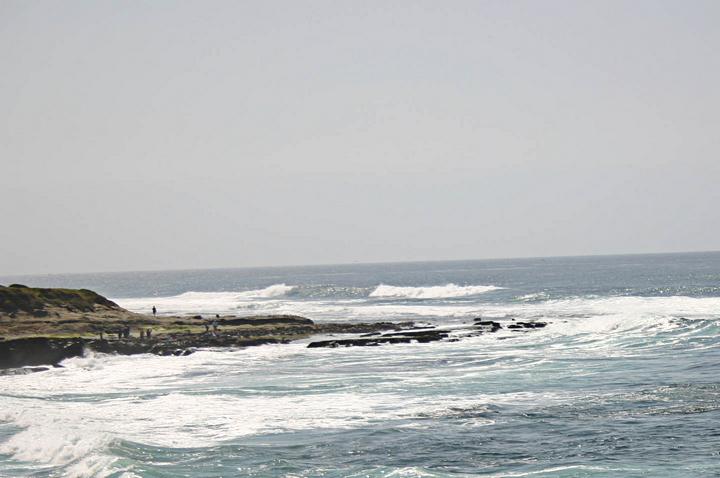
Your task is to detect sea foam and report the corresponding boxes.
[369,283,502,299]
[115,283,295,315]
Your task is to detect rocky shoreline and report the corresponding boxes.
[0,316,552,369]
[0,285,550,370]
[0,317,424,369]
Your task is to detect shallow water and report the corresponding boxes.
[1,252,720,477]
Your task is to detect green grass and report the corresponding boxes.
[0,285,119,314]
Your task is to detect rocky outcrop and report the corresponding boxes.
[507,321,547,329]
[308,317,551,349]
[308,329,448,348]
[0,334,296,368]
[0,318,423,368]
[0,337,85,368]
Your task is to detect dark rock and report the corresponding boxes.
[0,337,85,368]
[507,321,547,329]
[308,330,448,348]
[381,330,449,339]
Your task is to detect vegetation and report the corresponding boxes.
[0,284,120,314]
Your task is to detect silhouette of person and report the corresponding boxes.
[152,306,157,317]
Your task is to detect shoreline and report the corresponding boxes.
[0,314,423,369]
[0,284,425,368]
[0,285,548,370]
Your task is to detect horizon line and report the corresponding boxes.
[1,248,719,280]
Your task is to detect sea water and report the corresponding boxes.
[1,252,720,477]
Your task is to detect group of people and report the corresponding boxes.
[97,307,222,341]
[98,327,152,341]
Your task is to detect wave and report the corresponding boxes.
[235,283,295,298]
[115,284,295,315]
[0,411,119,478]
[369,283,502,299]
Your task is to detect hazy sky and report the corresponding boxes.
[2,1,719,275]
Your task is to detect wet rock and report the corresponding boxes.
[308,337,408,348]
[0,337,85,368]
[381,330,449,339]
[507,321,547,329]
[308,330,448,348]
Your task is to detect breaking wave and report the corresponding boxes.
[369,283,502,299]
[115,284,295,315]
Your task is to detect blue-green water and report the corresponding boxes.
[1,252,720,477]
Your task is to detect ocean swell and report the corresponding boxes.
[369,283,502,299]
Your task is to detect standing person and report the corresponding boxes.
[212,319,218,336]
[152,306,157,317]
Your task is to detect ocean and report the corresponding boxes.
[1,252,720,477]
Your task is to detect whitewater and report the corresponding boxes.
[1,252,720,477]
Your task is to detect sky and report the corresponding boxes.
[1,0,719,275]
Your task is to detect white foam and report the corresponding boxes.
[483,465,618,477]
[0,406,121,478]
[116,281,720,332]
[115,283,295,315]
[1,294,708,477]
[0,341,521,477]
[369,284,502,299]
[482,295,720,329]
